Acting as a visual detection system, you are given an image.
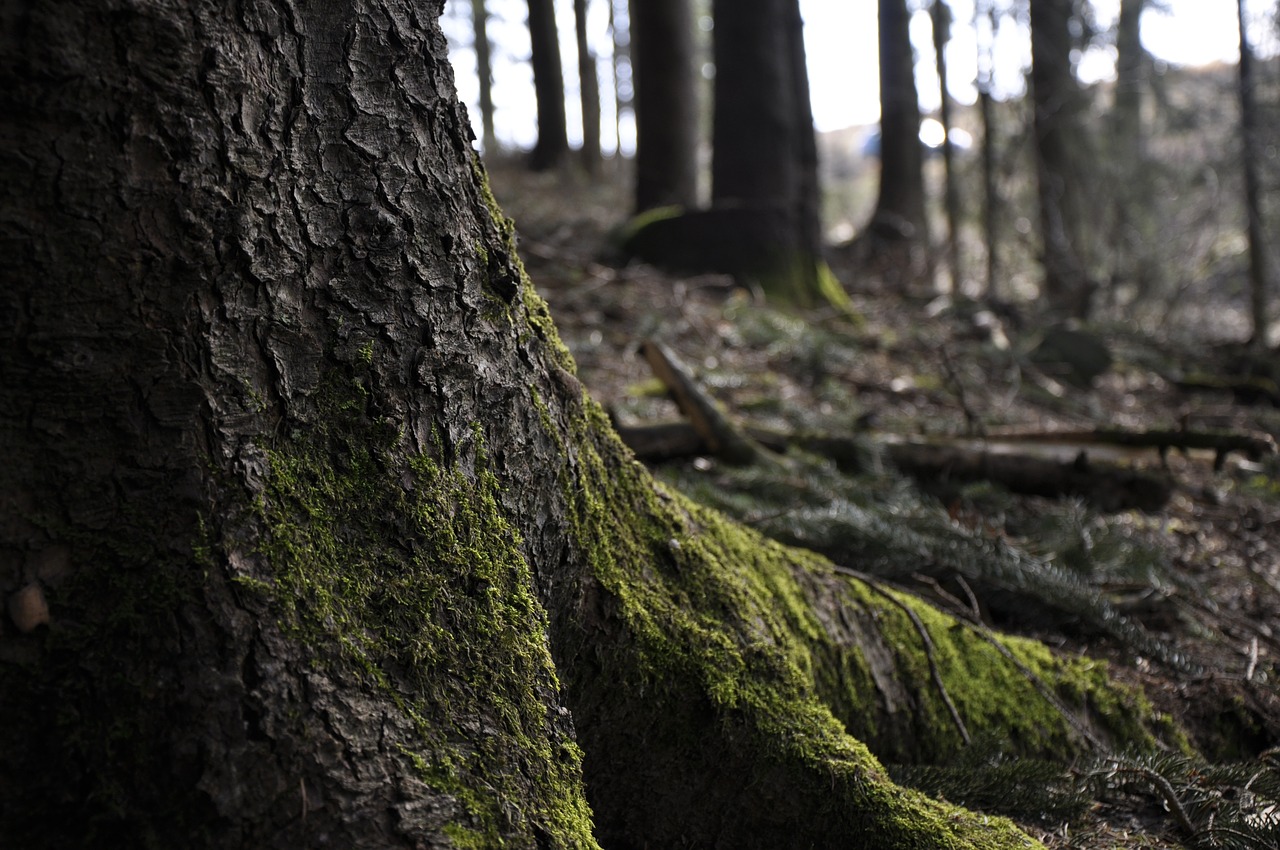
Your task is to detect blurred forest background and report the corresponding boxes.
[429,2,1280,848]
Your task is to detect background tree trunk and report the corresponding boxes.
[709,0,824,303]
[873,0,928,242]
[1107,0,1148,307]
[1237,0,1272,348]
[474,0,499,152]
[977,0,1000,298]
[1030,0,1095,317]
[574,0,602,173]
[932,0,963,292]
[630,0,699,210]
[528,0,570,169]
[1,0,1179,847]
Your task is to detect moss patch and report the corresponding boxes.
[556,402,1057,848]
[247,392,597,849]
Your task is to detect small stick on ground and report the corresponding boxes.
[640,339,761,465]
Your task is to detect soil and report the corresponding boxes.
[485,155,1280,849]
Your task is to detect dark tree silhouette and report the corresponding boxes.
[932,0,962,291]
[528,0,570,169]
[1030,0,1095,317]
[574,0,602,173]
[630,0,699,210]
[473,0,498,152]
[1237,0,1272,348]
[709,0,824,303]
[872,0,928,245]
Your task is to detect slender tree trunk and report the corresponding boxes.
[630,0,699,210]
[1108,0,1147,306]
[1237,0,1271,348]
[473,0,498,153]
[609,0,630,155]
[932,0,963,292]
[872,0,928,240]
[574,0,602,173]
[1030,0,1095,317]
[528,0,570,169]
[977,0,1000,298]
[1,0,1180,846]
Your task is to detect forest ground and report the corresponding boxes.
[486,155,1280,849]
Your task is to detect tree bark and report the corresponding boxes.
[1,0,1179,847]
[630,0,699,211]
[527,0,570,169]
[1030,0,1095,317]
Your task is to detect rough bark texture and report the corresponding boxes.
[630,0,698,211]
[1030,0,1095,318]
[527,0,569,169]
[1,0,590,844]
[1,0,1180,848]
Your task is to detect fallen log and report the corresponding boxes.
[985,427,1276,471]
[614,421,1174,512]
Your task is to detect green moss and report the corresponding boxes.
[612,204,685,248]
[545,393,1192,846]
[551,402,1052,847]
[246,393,598,849]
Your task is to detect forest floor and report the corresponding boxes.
[485,155,1280,850]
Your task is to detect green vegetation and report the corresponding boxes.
[246,383,597,849]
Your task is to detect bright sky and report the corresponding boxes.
[442,0,1277,150]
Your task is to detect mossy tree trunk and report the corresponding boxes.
[1,0,1176,848]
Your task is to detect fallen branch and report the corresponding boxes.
[614,420,1174,512]
[986,426,1276,471]
[639,340,761,465]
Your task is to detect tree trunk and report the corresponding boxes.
[932,0,962,292]
[527,0,570,169]
[708,0,825,303]
[574,0,601,173]
[873,0,928,241]
[608,0,631,156]
[1,0,1178,847]
[857,0,932,291]
[630,0,699,211]
[977,0,1000,298]
[1237,0,1271,349]
[1030,0,1095,318]
[1107,0,1149,307]
[473,0,498,153]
